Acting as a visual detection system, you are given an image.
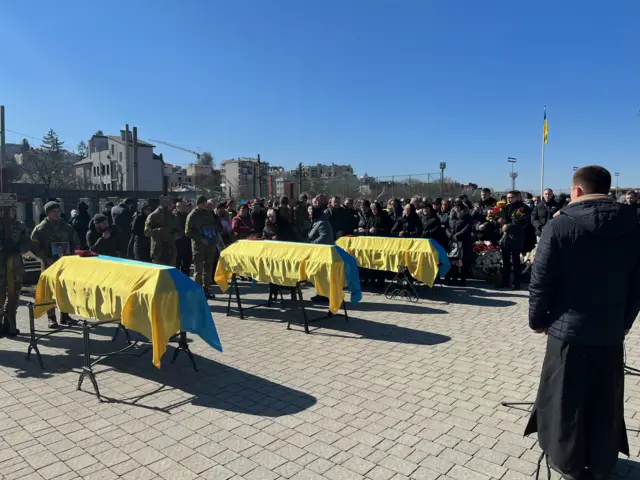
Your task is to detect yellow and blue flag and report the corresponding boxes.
[543,106,548,144]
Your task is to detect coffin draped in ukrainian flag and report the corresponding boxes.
[214,240,362,314]
[34,256,222,367]
[336,236,450,287]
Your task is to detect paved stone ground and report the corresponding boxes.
[0,282,639,479]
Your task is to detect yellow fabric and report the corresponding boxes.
[214,240,346,314]
[336,236,440,287]
[34,256,181,367]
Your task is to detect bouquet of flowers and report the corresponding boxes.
[472,241,503,284]
[486,201,507,223]
[511,207,525,223]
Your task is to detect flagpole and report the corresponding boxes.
[540,105,546,195]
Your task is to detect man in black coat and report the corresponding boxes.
[111,198,135,258]
[525,166,640,480]
[86,213,120,256]
[530,188,561,240]
[500,190,528,289]
[325,195,355,239]
[70,201,91,249]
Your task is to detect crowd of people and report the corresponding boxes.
[2,182,637,334]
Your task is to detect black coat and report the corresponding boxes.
[70,208,91,249]
[86,223,120,256]
[112,203,134,254]
[502,201,528,252]
[437,210,450,229]
[530,199,561,237]
[131,212,151,262]
[391,212,422,237]
[447,213,473,261]
[263,215,296,242]
[529,197,640,346]
[326,207,356,238]
[418,212,448,248]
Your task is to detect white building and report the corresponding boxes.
[220,157,270,199]
[74,131,163,192]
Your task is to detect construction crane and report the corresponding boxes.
[149,138,202,164]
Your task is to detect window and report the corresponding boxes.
[110,144,115,155]
[119,152,122,162]
[106,164,110,175]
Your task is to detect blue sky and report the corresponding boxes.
[1,0,639,192]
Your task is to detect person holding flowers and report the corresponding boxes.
[499,190,528,289]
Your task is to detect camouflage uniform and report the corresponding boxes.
[144,206,182,266]
[30,216,80,325]
[0,218,30,333]
[185,208,217,287]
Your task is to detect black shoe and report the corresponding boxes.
[48,317,59,329]
[310,295,328,303]
[7,329,20,338]
[59,313,72,325]
[512,285,521,290]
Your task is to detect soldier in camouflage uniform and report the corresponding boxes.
[185,196,218,298]
[144,196,182,266]
[30,201,80,328]
[0,206,30,336]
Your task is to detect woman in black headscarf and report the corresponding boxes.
[419,204,448,248]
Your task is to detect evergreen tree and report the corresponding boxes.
[199,151,214,166]
[77,140,88,157]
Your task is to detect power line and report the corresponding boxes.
[4,128,46,143]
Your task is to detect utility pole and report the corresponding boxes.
[615,172,620,199]
[508,157,518,191]
[0,106,5,193]
[132,126,138,191]
[124,124,129,191]
[257,154,261,197]
[439,162,447,198]
[298,162,302,197]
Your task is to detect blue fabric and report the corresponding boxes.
[167,269,223,353]
[95,256,223,353]
[426,240,451,278]
[334,246,362,304]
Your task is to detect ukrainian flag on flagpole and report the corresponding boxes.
[543,106,548,144]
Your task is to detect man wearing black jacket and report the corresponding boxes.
[111,198,135,257]
[325,195,355,239]
[530,188,561,240]
[86,213,120,256]
[500,190,528,289]
[525,166,640,480]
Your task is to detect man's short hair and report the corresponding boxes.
[572,166,611,195]
[507,190,519,197]
[481,188,491,194]
[525,193,533,200]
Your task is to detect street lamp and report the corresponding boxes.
[439,162,447,197]
[507,157,518,191]
[615,172,620,199]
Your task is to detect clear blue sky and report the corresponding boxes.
[1,0,639,192]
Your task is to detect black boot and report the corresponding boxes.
[59,313,73,325]
[5,314,19,338]
[48,314,59,329]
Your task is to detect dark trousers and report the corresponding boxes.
[176,240,192,277]
[501,248,521,287]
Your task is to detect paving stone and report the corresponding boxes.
[5,286,640,480]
